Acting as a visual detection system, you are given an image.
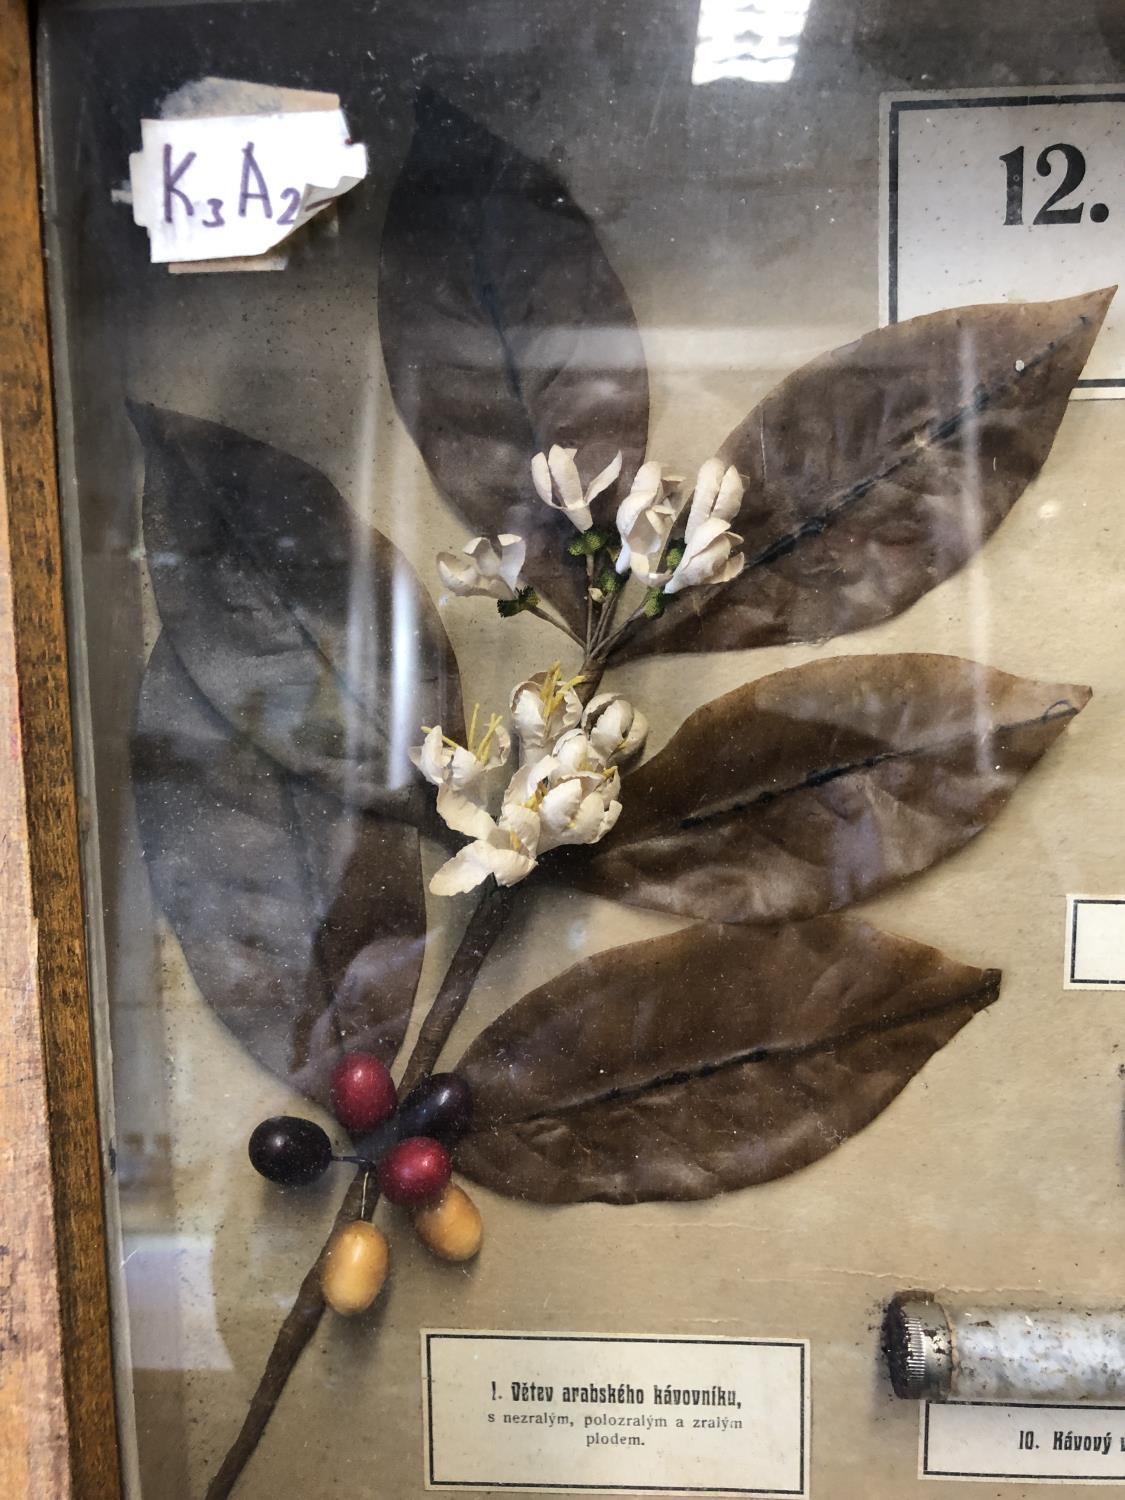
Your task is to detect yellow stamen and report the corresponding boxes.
[467,702,480,752]
[475,712,504,763]
[537,662,562,707]
[537,661,589,721]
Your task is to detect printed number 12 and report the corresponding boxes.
[1000,143,1091,225]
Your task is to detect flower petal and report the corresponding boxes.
[530,452,553,504]
[716,464,744,521]
[504,758,556,811]
[495,534,527,592]
[499,803,542,855]
[429,843,497,896]
[488,847,540,887]
[548,445,584,509]
[539,778,585,833]
[436,552,482,596]
[436,785,497,840]
[584,450,623,503]
[684,456,724,540]
[410,725,449,785]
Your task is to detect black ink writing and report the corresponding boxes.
[238,143,272,219]
[163,145,196,222]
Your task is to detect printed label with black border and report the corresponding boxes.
[1064,894,1125,989]
[421,1330,810,1497]
[921,1400,1125,1483]
[880,84,1125,398]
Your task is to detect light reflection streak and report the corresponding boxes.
[692,0,813,84]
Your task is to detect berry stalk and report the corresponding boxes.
[205,879,516,1500]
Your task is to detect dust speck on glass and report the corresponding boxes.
[38,1,1125,1496]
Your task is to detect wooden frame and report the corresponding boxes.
[0,1,124,1494]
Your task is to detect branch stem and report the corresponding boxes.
[205,881,515,1500]
[590,602,646,662]
[527,602,583,646]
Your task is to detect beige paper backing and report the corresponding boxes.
[44,8,1125,1495]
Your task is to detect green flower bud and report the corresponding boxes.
[497,586,540,618]
[642,587,666,619]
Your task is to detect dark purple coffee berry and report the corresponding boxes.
[248,1116,332,1186]
[396,1073,472,1144]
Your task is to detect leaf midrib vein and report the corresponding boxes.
[481,972,1000,1134]
[649,699,1079,835]
[741,305,1094,574]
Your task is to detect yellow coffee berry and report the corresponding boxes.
[413,1184,483,1263]
[320,1220,390,1315]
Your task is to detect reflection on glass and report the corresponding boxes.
[692,0,812,83]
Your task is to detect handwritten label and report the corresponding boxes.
[922,1401,1125,1483]
[421,1330,809,1496]
[881,85,1125,397]
[129,109,366,264]
[1064,895,1125,989]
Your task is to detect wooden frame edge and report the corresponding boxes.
[0,1,124,1495]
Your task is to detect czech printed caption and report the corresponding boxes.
[422,1331,809,1496]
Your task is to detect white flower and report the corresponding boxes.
[429,803,540,895]
[430,759,546,894]
[665,460,745,594]
[614,462,681,585]
[538,774,621,851]
[436,534,526,599]
[531,444,622,533]
[428,741,622,895]
[581,693,648,765]
[510,663,585,762]
[410,715,510,792]
[508,749,621,856]
[664,518,745,593]
[683,457,743,533]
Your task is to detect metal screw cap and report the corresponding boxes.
[882,1295,954,1400]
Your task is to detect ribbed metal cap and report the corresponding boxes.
[882,1295,953,1400]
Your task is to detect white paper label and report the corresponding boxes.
[1064,895,1125,989]
[921,1402,1125,1483]
[880,85,1125,397]
[421,1330,809,1496]
[129,110,367,263]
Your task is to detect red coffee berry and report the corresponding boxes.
[378,1136,451,1207]
[331,1052,397,1135]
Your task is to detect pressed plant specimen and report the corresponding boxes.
[128,91,1110,1496]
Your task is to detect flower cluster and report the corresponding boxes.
[411,669,646,895]
[434,446,746,608]
[419,441,742,897]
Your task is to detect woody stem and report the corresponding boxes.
[204,881,515,1500]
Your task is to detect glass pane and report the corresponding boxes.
[39,2,1125,1495]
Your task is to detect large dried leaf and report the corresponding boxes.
[559,653,1089,924]
[379,89,649,631]
[620,289,1112,659]
[130,403,463,813]
[132,637,425,1109]
[456,917,1000,1203]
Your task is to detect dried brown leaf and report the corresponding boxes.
[620,289,1112,658]
[379,90,649,631]
[132,638,425,1108]
[456,916,1000,1203]
[131,403,462,813]
[559,653,1089,923]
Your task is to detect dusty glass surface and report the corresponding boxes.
[39,1,1125,1496]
